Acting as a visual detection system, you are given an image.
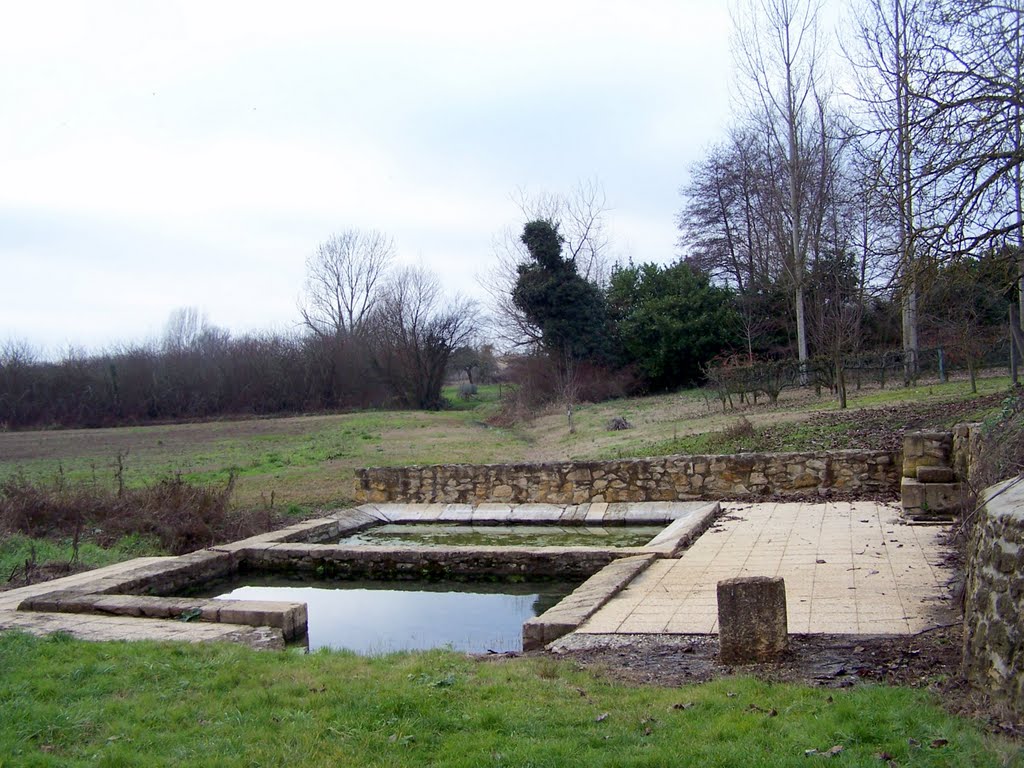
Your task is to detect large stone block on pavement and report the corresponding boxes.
[717,576,788,664]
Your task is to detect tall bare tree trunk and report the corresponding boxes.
[895,0,919,385]
[782,4,811,383]
[1015,0,1023,384]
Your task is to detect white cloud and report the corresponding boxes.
[0,0,735,355]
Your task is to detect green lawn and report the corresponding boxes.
[0,534,164,584]
[0,384,524,509]
[0,633,1018,767]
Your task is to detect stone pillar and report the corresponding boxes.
[717,576,788,664]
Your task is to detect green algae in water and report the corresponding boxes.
[340,524,664,548]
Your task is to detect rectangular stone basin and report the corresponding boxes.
[12,502,720,649]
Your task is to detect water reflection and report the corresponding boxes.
[209,577,574,654]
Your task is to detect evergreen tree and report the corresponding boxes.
[608,261,739,389]
[511,220,611,362]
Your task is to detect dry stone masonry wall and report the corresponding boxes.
[963,477,1024,715]
[355,450,901,505]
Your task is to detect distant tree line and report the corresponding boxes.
[0,236,479,430]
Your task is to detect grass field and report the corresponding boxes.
[0,377,1011,510]
[1,633,1019,767]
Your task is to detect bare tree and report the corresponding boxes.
[0,339,37,429]
[732,0,831,377]
[845,0,938,380]
[913,0,1024,377]
[679,125,788,358]
[162,307,214,353]
[679,127,776,293]
[369,266,478,410]
[482,179,614,350]
[299,230,395,339]
[807,252,864,408]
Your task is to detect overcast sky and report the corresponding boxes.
[1,1,736,355]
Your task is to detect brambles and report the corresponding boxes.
[0,470,284,560]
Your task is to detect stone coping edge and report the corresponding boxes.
[522,554,658,651]
[0,610,287,650]
[207,502,705,553]
[351,501,711,526]
[17,591,307,641]
[644,502,721,554]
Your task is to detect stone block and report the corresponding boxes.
[717,576,788,664]
[903,430,953,478]
[217,600,308,641]
[917,465,955,483]
[902,477,964,521]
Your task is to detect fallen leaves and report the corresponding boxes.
[805,744,844,757]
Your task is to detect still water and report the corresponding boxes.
[205,576,575,654]
[340,523,664,548]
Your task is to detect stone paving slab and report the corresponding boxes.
[578,501,955,637]
[0,609,284,648]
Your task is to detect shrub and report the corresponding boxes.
[0,472,284,556]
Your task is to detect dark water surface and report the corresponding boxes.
[202,576,577,654]
[340,523,665,548]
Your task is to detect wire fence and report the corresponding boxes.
[703,343,1014,410]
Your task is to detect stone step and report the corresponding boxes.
[917,465,957,483]
[901,477,964,522]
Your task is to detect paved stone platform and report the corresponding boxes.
[577,501,955,636]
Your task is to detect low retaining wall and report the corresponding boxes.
[963,476,1024,714]
[355,450,901,504]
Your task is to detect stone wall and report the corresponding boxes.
[963,476,1024,715]
[952,422,986,488]
[355,449,901,505]
[239,543,629,580]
